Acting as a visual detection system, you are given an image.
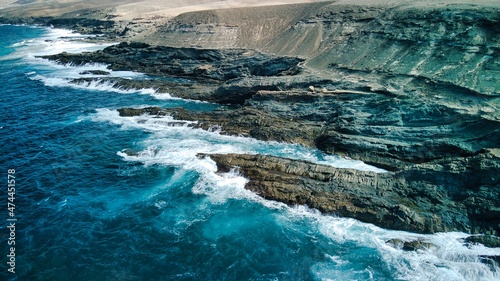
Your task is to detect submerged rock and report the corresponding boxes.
[118,107,167,117]
[478,255,500,272]
[386,239,435,251]
[79,70,110,75]
[464,235,500,248]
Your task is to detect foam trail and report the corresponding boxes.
[3,26,114,60]
[14,25,497,281]
[90,108,386,172]
[7,26,187,101]
[88,108,500,281]
[273,206,500,281]
[30,75,158,96]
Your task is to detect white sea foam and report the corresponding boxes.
[283,206,500,281]
[89,106,385,210]
[29,74,159,96]
[88,108,500,281]
[19,25,498,281]
[7,26,186,101]
[3,26,113,60]
[90,108,386,172]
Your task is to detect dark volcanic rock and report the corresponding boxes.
[39,42,303,81]
[79,70,110,75]
[117,106,321,147]
[118,107,167,117]
[28,2,500,236]
[199,152,500,235]
[478,255,500,272]
[386,239,436,251]
[464,235,500,248]
[0,15,119,36]
[248,85,500,171]
[39,43,307,104]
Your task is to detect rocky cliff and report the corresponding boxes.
[41,41,500,171]
[197,152,500,235]
[3,0,499,235]
[143,1,500,95]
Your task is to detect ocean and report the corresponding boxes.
[0,24,498,281]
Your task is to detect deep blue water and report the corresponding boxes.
[0,25,499,281]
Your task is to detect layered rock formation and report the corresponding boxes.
[2,0,499,236]
[196,152,499,234]
[142,1,500,95]
[115,106,500,234]
[43,41,499,171]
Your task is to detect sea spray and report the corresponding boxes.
[1,24,498,281]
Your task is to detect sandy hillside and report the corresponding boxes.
[1,0,498,58]
[1,0,498,29]
[0,0,16,8]
[112,0,335,20]
[1,0,498,19]
[0,0,333,19]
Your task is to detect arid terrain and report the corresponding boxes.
[1,0,499,237]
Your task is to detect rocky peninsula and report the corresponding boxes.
[1,0,499,236]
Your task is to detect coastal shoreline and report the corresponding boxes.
[1,0,499,238]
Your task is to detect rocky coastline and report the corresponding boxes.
[115,105,500,236]
[1,0,499,238]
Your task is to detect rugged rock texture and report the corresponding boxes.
[112,75,499,172]
[79,70,110,75]
[251,88,499,170]
[4,0,500,236]
[39,42,306,104]
[196,152,499,235]
[41,42,303,81]
[118,106,322,147]
[386,239,436,251]
[0,12,121,37]
[142,1,500,95]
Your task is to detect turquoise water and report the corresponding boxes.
[0,25,499,281]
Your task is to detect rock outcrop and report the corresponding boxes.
[39,43,306,104]
[4,0,499,236]
[464,235,500,248]
[195,152,499,235]
[386,239,436,252]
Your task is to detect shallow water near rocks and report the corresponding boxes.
[1,25,499,281]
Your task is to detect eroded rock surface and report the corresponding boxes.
[12,0,500,235]
[116,97,500,235]
[195,153,499,235]
[39,42,306,104]
[386,239,436,252]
